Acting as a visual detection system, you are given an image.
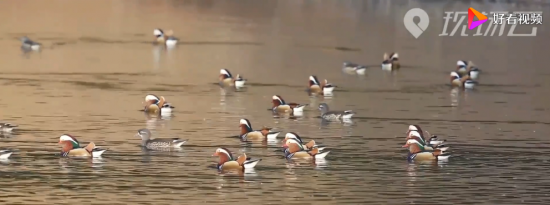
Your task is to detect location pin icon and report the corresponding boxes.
[403,8,430,39]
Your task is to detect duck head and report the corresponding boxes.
[318,103,330,113]
[219,69,233,81]
[144,96,166,113]
[309,75,321,87]
[282,138,304,153]
[284,132,304,145]
[272,95,286,107]
[239,119,253,134]
[154,28,165,41]
[450,71,461,81]
[407,130,427,145]
[135,128,152,141]
[212,147,235,163]
[144,94,160,105]
[406,125,423,135]
[59,134,80,148]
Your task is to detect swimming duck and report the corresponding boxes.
[450,72,476,89]
[20,36,41,51]
[239,119,280,141]
[407,130,449,152]
[406,125,446,146]
[58,134,106,157]
[282,132,326,152]
[143,95,174,115]
[219,69,246,88]
[382,53,400,71]
[271,95,308,114]
[153,28,178,46]
[0,150,12,159]
[402,139,450,161]
[135,128,187,148]
[212,148,261,172]
[456,60,475,76]
[0,123,17,133]
[318,103,355,121]
[234,74,246,88]
[469,67,480,80]
[342,62,359,73]
[282,138,330,160]
[308,75,336,96]
[355,65,367,75]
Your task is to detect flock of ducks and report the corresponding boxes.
[451,60,481,89]
[342,53,483,90]
[10,29,478,173]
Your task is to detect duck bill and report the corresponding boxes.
[401,144,410,148]
[282,144,289,148]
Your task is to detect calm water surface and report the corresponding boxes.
[0,0,549,204]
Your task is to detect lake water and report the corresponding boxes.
[0,0,549,204]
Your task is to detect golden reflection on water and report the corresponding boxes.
[0,0,548,204]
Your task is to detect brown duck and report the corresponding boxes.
[58,134,106,157]
[402,139,450,161]
[212,148,261,172]
[238,118,280,141]
[271,95,307,114]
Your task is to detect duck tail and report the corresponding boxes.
[0,150,12,159]
[84,142,96,153]
[173,139,188,148]
[308,147,319,156]
[433,149,444,156]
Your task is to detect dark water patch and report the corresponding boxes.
[294,44,361,52]
[141,87,182,92]
[68,81,122,90]
[426,105,457,108]
[156,83,194,88]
